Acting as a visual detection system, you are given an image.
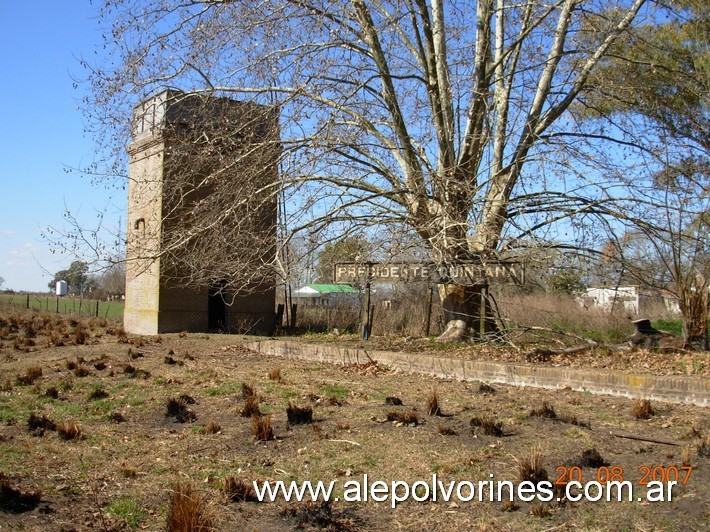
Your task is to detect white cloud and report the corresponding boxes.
[8,243,39,257]
[0,230,17,235]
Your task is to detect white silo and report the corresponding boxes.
[56,280,68,296]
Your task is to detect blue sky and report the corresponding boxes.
[0,1,121,292]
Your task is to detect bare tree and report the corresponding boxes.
[601,162,709,348]
[79,0,655,336]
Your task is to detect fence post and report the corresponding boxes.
[96,300,100,317]
[26,294,30,309]
[290,303,298,331]
[56,297,59,313]
[424,285,433,337]
[361,282,371,340]
[275,304,284,332]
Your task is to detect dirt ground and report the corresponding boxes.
[1,309,709,530]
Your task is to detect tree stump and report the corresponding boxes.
[629,319,660,348]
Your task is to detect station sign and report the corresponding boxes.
[334,261,522,285]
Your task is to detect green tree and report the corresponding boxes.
[49,261,90,295]
[580,0,708,149]
[550,271,586,296]
[578,1,709,348]
[316,237,370,283]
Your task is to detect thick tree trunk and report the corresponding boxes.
[437,283,497,341]
[679,278,709,351]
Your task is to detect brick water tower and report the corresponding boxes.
[124,90,278,335]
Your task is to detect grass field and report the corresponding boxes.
[0,293,124,321]
[1,307,709,530]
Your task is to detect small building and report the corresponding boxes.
[292,284,358,307]
[579,286,678,315]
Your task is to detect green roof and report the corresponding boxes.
[306,284,358,294]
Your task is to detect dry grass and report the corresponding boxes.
[632,398,654,420]
[267,367,283,382]
[251,414,274,441]
[241,395,261,418]
[73,366,90,378]
[16,366,42,386]
[517,445,548,484]
[165,397,197,423]
[120,466,137,479]
[27,413,56,434]
[386,409,420,426]
[501,500,519,513]
[108,412,127,424]
[478,382,496,395]
[437,424,457,436]
[87,386,109,400]
[280,500,354,531]
[496,291,636,343]
[1,307,709,529]
[470,415,504,437]
[165,481,216,531]
[531,503,551,518]
[682,445,693,467]
[697,436,710,458]
[73,325,89,345]
[56,420,83,441]
[241,382,256,399]
[427,388,442,416]
[529,401,557,419]
[222,476,253,502]
[569,448,609,468]
[286,402,313,425]
[201,420,222,435]
[44,386,59,399]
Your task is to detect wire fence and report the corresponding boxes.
[0,293,124,321]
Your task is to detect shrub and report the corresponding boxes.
[241,395,261,418]
[165,482,216,531]
[57,420,84,441]
[16,366,42,386]
[88,386,109,400]
[632,399,654,420]
[286,402,313,425]
[517,446,548,485]
[223,476,254,502]
[529,401,557,419]
[165,397,197,423]
[386,410,419,426]
[427,389,442,416]
[470,415,504,437]
[251,415,274,441]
